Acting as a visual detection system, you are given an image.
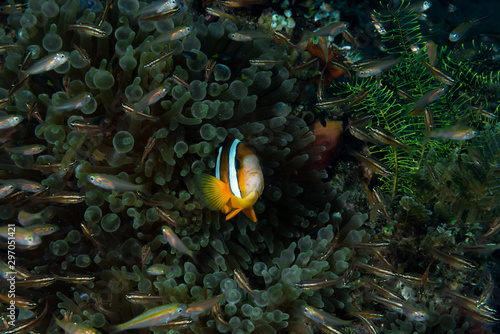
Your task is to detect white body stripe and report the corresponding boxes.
[215,146,223,180]
[228,139,242,198]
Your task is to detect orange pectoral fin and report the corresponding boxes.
[226,191,260,222]
[242,207,257,223]
[194,174,231,210]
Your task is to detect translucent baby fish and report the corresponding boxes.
[68,23,107,37]
[477,270,493,308]
[409,86,449,114]
[449,16,488,42]
[234,269,255,295]
[156,207,180,228]
[35,192,86,204]
[0,114,23,130]
[153,26,191,44]
[146,264,173,275]
[139,7,180,22]
[23,52,69,76]
[111,303,187,333]
[295,276,345,291]
[302,305,352,328]
[50,92,92,112]
[161,225,195,259]
[426,41,437,66]
[430,247,477,270]
[406,0,432,13]
[206,7,238,20]
[0,293,37,309]
[73,44,91,64]
[0,226,42,248]
[53,273,95,283]
[151,319,193,330]
[25,223,58,237]
[273,31,297,49]
[422,61,457,86]
[212,302,230,327]
[369,12,387,35]
[228,30,268,42]
[3,179,45,193]
[125,292,169,304]
[0,183,14,199]
[5,144,46,156]
[184,295,224,317]
[87,174,146,192]
[97,0,113,27]
[429,124,478,141]
[0,44,23,53]
[59,134,86,176]
[144,47,179,69]
[248,59,284,66]
[27,102,44,124]
[366,293,429,321]
[479,217,500,241]
[132,84,169,115]
[355,56,401,77]
[137,0,179,17]
[348,151,393,177]
[218,0,265,7]
[312,21,349,37]
[55,317,102,334]
[369,126,410,152]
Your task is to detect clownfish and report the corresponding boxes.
[195,135,264,222]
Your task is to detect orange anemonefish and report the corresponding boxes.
[195,135,264,222]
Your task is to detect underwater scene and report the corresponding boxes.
[0,0,499,333]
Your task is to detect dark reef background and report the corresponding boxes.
[0,0,499,333]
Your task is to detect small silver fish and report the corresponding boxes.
[146,264,173,275]
[112,303,187,332]
[152,26,191,44]
[228,30,268,42]
[449,16,488,42]
[0,114,23,130]
[87,174,146,192]
[25,223,59,237]
[355,56,401,77]
[68,23,107,37]
[312,21,349,37]
[0,184,14,199]
[50,92,92,112]
[3,179,45,192]
[5,144,46,155]
[23,52,69,76]
[162,225,195,259]
[132,84,169,115]
[56,318,102,334]
[0,226,42,248]
[430,124,478,141]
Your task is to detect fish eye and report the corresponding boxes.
[177,307,184,313]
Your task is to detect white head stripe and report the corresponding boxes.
[228,138,242,198]
[215,146,223,180]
